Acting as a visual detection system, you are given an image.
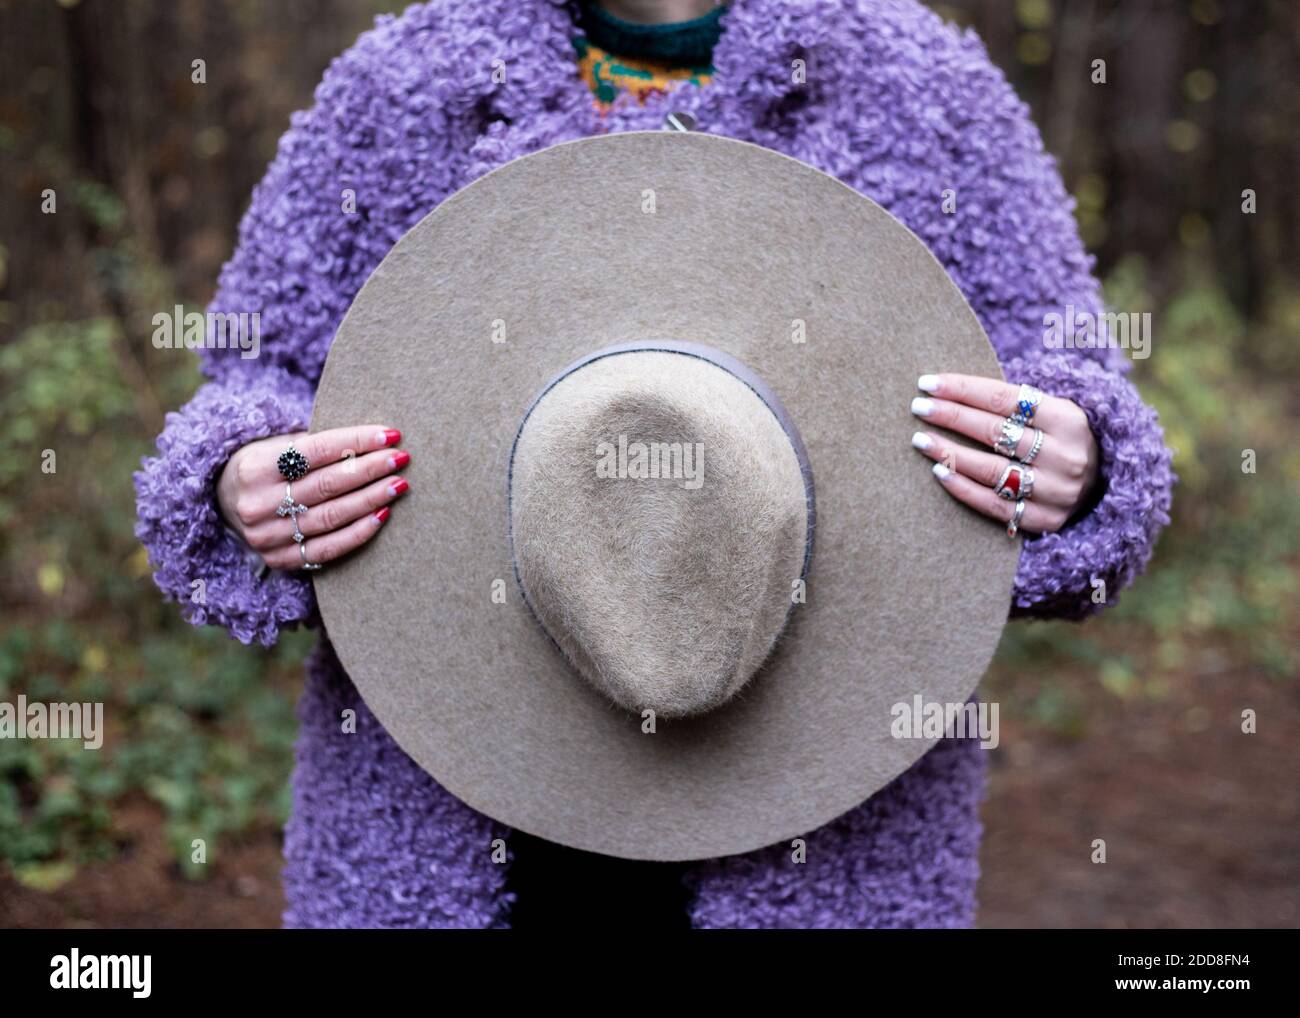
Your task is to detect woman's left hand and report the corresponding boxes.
[909,372,1099,535]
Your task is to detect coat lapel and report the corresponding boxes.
[462,0,838,178]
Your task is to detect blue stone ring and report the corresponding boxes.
[1013,384,1044,425]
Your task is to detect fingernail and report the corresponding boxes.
[373,507,391,525]
[911,397,936,418]
[932,462,951,480]
[378,428,402,448]
[917,374,941,393]
[911,431,932,451]
[389,450,411,470]
[388,478,409,497]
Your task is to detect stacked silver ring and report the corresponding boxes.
[277,442,321,572]
[1020,428,1044,465]
[995,384,1046,460]
[1007,499,1027,539]
[299,542,322,571]
[994,416,1025,457]
[989,385,1045,538]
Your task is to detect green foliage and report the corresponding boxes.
[0,306,308,885]
[1108,257,1300,677]
[0,614,310,881]
[70,180,127,233]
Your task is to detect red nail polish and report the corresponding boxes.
[390,450,411,469]
[374,507,391,525]
[382,429,402,447]
[390,478,409,496]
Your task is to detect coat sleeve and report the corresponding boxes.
[1001,351,1174,619]
[134,363,318,646]
[132,104,338,646]
[908,18,1177,621]
[133,12,421,645]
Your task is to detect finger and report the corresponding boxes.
[244,475,409,550]
[285,447,410,510]
[263,507,391,571]
[250,425,402,485]
[911,396,1035,458]
[243,447,410,524]
[917,373,1072,432]
[910,431,1074,507]
[930,463,1068,534]
[296,425,402,473]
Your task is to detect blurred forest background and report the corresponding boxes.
[1,0,1297,928]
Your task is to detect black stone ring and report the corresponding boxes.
[277,443,310,482]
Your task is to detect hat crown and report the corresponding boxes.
[510,346,812,719]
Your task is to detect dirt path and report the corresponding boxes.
[979,658,1298,928]
[3,659,1296,929]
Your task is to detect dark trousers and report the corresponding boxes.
[506,832,693,929]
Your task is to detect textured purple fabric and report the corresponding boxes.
[282,640,513,928]
[134,363,317,645]
[134,0,1174,928]
[687,733,986,928]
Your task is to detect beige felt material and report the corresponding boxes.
[310,131,1019,861]
[511,350,810,719]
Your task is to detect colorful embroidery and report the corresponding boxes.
[574,36,714,112]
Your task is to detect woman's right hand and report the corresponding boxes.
[216,425,410,572]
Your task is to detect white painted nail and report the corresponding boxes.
[911,397,936,417]
[917,374,941,393]
[932,462,951,480]
[911,431,932,451]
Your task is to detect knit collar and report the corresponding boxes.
[455,0,837,173]
[575,2,727,67]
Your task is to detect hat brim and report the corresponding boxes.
[311,132,1019,861]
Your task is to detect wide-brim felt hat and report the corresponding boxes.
[311,131,1018,861]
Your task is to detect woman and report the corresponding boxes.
[135,0,1174,928]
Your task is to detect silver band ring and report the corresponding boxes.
[299,541,323,571]
[994,416,1025,457]
[1007,498,1027,539]
[994,464,1034,501]
[276,482,310,543]
[1014,384,1045,424]
[1020,428,1044,466]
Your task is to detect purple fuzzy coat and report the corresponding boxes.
[134,0,1174,928]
